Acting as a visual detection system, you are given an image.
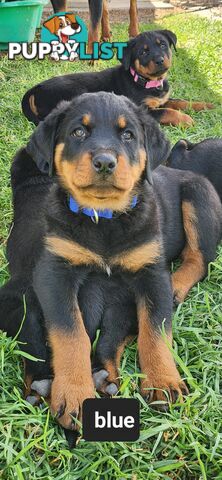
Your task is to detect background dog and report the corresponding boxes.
[22,29,213,127]
[1,93,221,437]
[50,0,138,54]
[167,138,222,203]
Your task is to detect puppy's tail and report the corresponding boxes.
[21,89,39,125]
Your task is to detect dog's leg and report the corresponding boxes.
[0,280,52,404]
[101,0,111,42]
[51,0,67,13]
[34,252,94,430]
[88,0,103,54]
[165,99,214,112]
[172,181,221,304]
[92,300,137,395]
[129,0,139,38]
[171,199,205,304]
[150,108,194,127]
[134,267,188,407]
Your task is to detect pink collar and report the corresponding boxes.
[130,66,164,89]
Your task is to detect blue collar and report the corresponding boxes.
[69,195,137,222]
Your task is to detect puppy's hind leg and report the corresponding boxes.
[172,178,222,304]
[22,286,52,404]
[0,280,52,404]
[93,299,137,396]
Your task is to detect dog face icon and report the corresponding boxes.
[43,14,81,43]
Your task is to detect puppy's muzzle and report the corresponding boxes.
[92,153,117,175]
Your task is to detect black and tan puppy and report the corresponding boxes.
[1,93,221,433]
[167,138,222,203]
[22,29,213,128]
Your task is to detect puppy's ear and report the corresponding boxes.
[139,108,171,184]
[121,38,137,70]
[26,102,69,175]
[161,29,177,51]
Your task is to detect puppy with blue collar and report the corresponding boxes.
[1,92,221,434]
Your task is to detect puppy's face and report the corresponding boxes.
[28,92,170,212]
[122,30,177,80]
[55,94,146,211]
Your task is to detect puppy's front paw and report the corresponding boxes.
[51,375,94,430]
[179,113,195,127]
[141,370,188,410]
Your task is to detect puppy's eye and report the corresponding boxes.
[121,130,133,141]
[71,127,86,138]
[142,49,148,56]
[160,43,166,49]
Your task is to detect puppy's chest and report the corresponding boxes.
[129,81,169,108]
[45,226,162,275]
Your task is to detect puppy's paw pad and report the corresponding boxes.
[26,395,39,406]
[105,383,118,396]
[93,369,118,396]
[93,369,109,389]
[31,379,52,397]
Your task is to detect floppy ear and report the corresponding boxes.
[43,17,57,35]
[26,102,69,176]
[66,13,80,29]
[66,13,76,23]
[139,108,171,184]
[121,38,137,70]
[160,29,177,51]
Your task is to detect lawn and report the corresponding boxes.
[0,13,222,480]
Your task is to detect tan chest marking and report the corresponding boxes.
[46,236,161,274]
[144,90,170,110]
[111,241,161,272]
[45,236,106,270]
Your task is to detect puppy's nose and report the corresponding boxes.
[92,153,117,174]
[155,57,164,65]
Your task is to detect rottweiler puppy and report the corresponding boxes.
[167,138,222,203]
[1,93,221,433]
[22,29,213,128]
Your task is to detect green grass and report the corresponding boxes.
[0,14,222,480]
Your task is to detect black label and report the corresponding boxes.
[82,398,140,442]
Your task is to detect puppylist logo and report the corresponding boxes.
[8,11,127,62]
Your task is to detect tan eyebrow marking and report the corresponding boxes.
[82,114,91,126]
[117,115,127,129]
